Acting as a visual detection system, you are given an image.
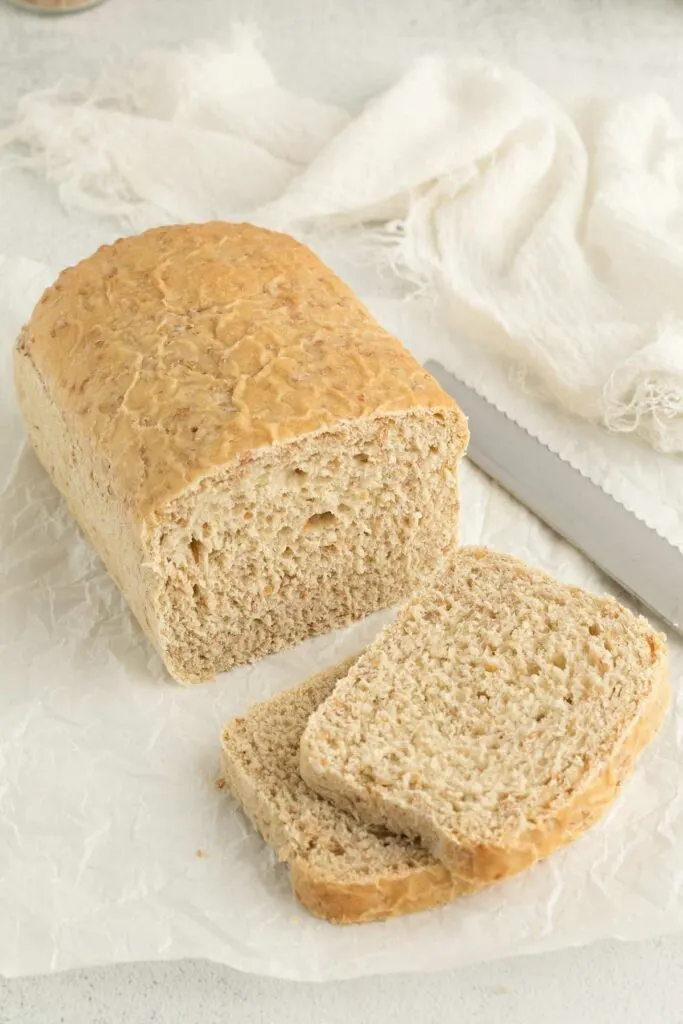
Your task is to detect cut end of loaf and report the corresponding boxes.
[150,409,466,683]
[300,547,670,880]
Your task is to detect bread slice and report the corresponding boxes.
[300,548,670,887]
[14,222,468,683]
[220,658,470,924]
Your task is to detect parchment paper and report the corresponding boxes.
[1,254,683,982]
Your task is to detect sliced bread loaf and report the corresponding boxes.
[15,222,468,683]
[221,658,469,924]
[300,548,669,887]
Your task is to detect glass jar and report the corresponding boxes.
[7,0,108,12]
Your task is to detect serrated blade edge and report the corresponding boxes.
[426,359,683,636]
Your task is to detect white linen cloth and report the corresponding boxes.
[4,30,683,452]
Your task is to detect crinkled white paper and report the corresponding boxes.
[1,250,683,981]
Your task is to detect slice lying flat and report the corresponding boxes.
[221,658,469,924]
[300,548,669,887]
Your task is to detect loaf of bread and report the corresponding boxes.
[14,222,468,682]
[221,658,469,924]
[301,548,669,887]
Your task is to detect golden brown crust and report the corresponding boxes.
[20,221,464,518]
[290,856,463,925]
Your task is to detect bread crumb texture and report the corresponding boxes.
[301,548,670,884]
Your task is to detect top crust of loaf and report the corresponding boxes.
[18,222,466,518]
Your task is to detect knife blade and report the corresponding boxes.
[426,359,683,636]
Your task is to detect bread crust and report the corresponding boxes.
[17,221,465,520]
[289,856,460,925]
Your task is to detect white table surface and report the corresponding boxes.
[3,1,683,1020]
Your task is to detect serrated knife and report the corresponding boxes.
[425,360,683,637]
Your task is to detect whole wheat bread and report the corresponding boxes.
[221,658,471,924]
[300,548,670,886]
[14,222,468,683]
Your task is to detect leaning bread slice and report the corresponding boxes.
[300,548,670,886]
[221,658,470,924]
